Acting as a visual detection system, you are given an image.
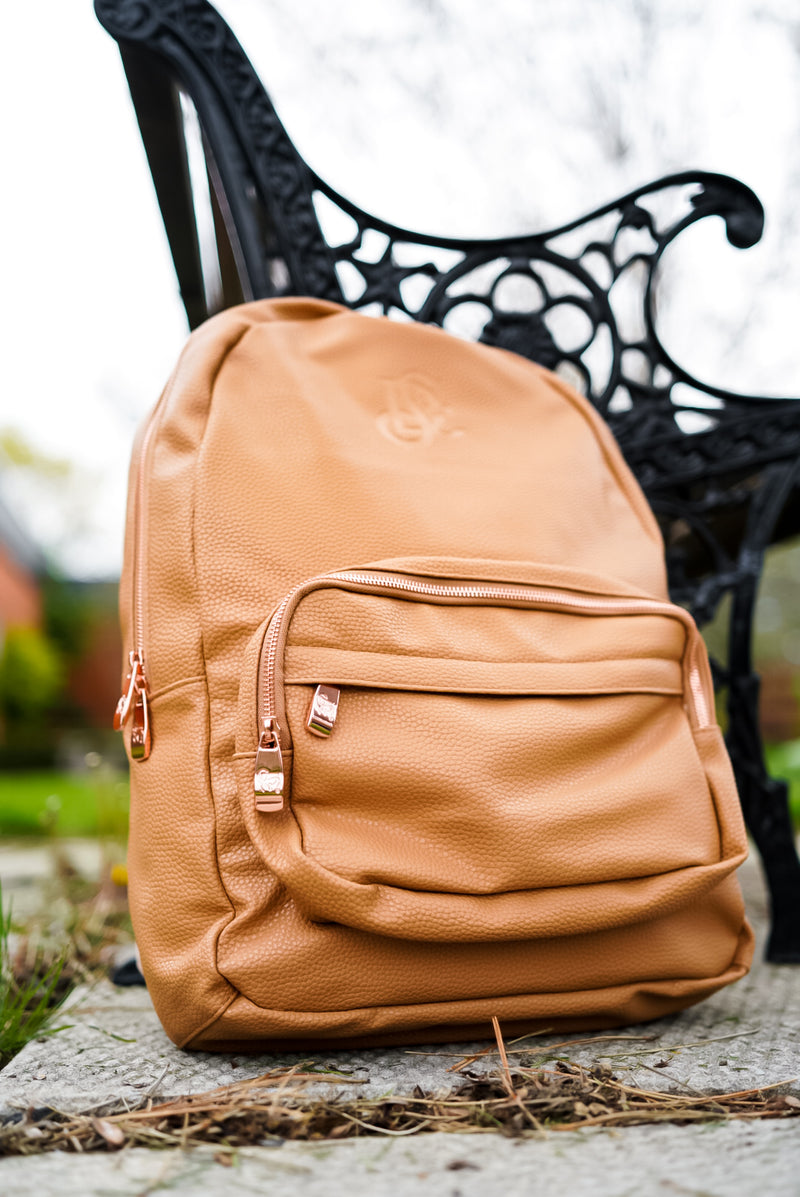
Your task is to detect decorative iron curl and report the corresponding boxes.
[313,172,769,427]
[96,1,774,441]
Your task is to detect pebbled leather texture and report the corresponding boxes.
[119,298,753,1050]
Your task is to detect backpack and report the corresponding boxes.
[115,297,753,1051]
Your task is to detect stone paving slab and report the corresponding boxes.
[1,858,798,1119]
[1,1120,799,1197]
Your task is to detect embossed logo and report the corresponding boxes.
[254,769,283,794]
[313,694,339,721]
[376,376,461,447]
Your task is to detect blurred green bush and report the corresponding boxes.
[0,626,65,766]
[0,625,64,723]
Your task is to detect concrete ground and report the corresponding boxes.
[1,842,798,1194]
[0,838,106,921]
[1,1121,798,1197]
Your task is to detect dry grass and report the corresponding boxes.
[2,1029,798,1159]
[2,869,798,1158]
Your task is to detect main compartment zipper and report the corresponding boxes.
[253,570,711,814]
[113,382,174,761]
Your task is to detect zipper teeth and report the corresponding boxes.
[133,415,162,657]
[335,573,666,609]
[132,361,181,662]
[259,571,710,731]
[262,588,300,727]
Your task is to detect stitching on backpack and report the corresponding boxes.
[147,675,206,704]
[189,318,262,981]
[542,366,664,549]
[177,988,239,1050]
[187,929,754,1034]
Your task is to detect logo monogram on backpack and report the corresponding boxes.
[375,375,460,446]
[116,298,753,1052]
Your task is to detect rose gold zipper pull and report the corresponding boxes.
[113,651,152,760]
[130,685,152,761]
[114,651,143,730]
[306,685,340,737]
[254,717,285,812]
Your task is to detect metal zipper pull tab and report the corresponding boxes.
[254,717,285,812]
[306,685,340,737]
[130,686,152,761]
[114,651,143,730]
[114,651,152,760]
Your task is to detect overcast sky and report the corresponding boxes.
[2,0,798,578]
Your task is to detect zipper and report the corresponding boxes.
[113,650,151,760]
[113,392,170,761]
[253,570,711,812]
[254,716,285,812]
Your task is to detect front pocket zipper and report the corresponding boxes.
[252,569,711,813]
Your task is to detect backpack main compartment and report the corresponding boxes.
[116,298,752,1050]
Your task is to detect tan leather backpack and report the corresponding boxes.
[115,297,752,1051]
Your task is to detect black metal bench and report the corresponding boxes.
[95,0,800,962]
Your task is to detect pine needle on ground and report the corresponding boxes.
[2,1055,797,1157]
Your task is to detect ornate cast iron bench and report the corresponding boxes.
[95,0,800,962]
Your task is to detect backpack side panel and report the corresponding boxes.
[121,305,310,1044]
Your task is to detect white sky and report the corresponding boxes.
[1,0,799,578]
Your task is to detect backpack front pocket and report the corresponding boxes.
[235,559,744,942]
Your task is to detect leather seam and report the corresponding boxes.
[192,920,752,1027]
[190,318,263,998]
[285,680,683,697]
[692,724,727,863]
[287,839,740,899]
[147,674,206,704]
[287,645,681,664]
[540,366,665,550]
[176,988,239,1050]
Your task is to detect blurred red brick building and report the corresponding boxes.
[0,495,44,630]
[0,493,120,732]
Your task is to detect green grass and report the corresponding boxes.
[764,740,800,829]
[0,881,72,1067]
[0,770,129,838]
